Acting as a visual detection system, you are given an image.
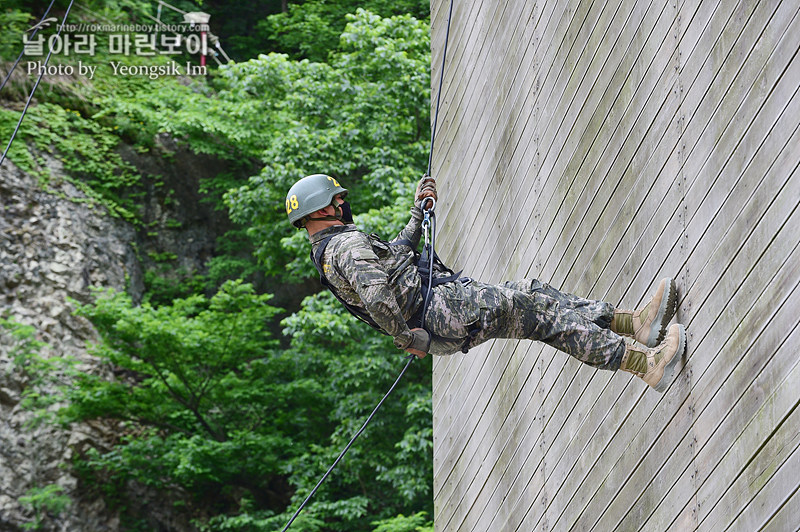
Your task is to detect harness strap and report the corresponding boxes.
[311,233,427,335]
[312,228,474,342]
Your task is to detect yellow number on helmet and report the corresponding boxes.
[286,195,299,214]
[326,176,340,187]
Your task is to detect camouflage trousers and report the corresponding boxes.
[424,278,625,370]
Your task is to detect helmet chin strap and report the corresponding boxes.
[308,200,348,224]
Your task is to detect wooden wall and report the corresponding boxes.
[429,0,800,530]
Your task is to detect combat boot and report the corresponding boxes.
[619,323,686,393]
[611,277,678,347]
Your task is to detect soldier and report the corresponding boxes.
[285,174,687,393]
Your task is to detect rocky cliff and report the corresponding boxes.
[0,141,233,531]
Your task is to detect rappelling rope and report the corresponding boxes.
[279,0,455,529]
[0,0,57,93]
[279,355,415,532]
[420,0,454,320]
[426,0,455,178]
[0,0,76,168]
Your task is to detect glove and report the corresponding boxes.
[394,328,431,354]
[415,176,437,210]
[407,328,431,353]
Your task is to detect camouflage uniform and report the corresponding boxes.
[309,209,625,371]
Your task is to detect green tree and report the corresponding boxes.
[4,3,436,529]
[65,283,432,530]
[261,0,429,62]
[274,292,433,530]
[65,281,332,521]
[224,9,431,279]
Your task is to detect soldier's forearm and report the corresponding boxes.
[392,205,424,248]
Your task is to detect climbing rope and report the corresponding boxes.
[0,0,76,168]
[0,0,57,93]
[280,355,415,532]
[280,0,455,529]
[421,198,438,326]
[427,0,455,177]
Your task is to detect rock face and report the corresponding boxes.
[0,142,233,531]
[0,156,139,530]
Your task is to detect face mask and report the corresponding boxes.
[339,200,353,224]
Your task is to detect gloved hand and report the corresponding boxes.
[396,328,431,358]
[415,176,437,211]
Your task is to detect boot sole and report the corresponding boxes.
[654,324,687,393]
[648,277,678,347]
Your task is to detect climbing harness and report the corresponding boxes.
[418,202,481,354]
[280,0,456,529]
[0,0,76,168]
[309,204,460,337]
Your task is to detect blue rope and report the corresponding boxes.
[0,0,76,167]
[0,0,57,92]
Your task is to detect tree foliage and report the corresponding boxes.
[2,2,436,530]
[224,9,431,279]
[261,0,429,63]
[65,282,334,521]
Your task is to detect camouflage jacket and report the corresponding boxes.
[309,207,427,349]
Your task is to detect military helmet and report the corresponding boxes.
[285,174,348,228]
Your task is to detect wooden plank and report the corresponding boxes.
[433,340,520,502]
[533,0,674,287]
[565,155,800,532]
[754,474,800,532]
[436,338,563,527]
[431,0,800,529]
[435,0,544,434]
[440,0,684,524]
[546,0,716,298]
[584,121,798,532]
[637,274,800,532]
[430,0,512,398]
[476,345,585,528]
[576,0,792,376]
[438,0,559,285]
[725,378,800,532]
[444,5,680,524]
[527,8,736,519]
[493,0,686,289]
[522,0,656,280]
[469,369,625,531]
[637,117,800,530]
[432,0,534,229]
[675,337,800,530]
[666,12,800,384]
[440,0,672,524]
[569,0,748,300]
[434,3,584,502]
[431,1,551,404]
[570,148,800,531]
[441,0,585,272]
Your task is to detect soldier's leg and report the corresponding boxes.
[473,283,625,370]
[501,279,615,330]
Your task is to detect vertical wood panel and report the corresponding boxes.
[431,0,800,530]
